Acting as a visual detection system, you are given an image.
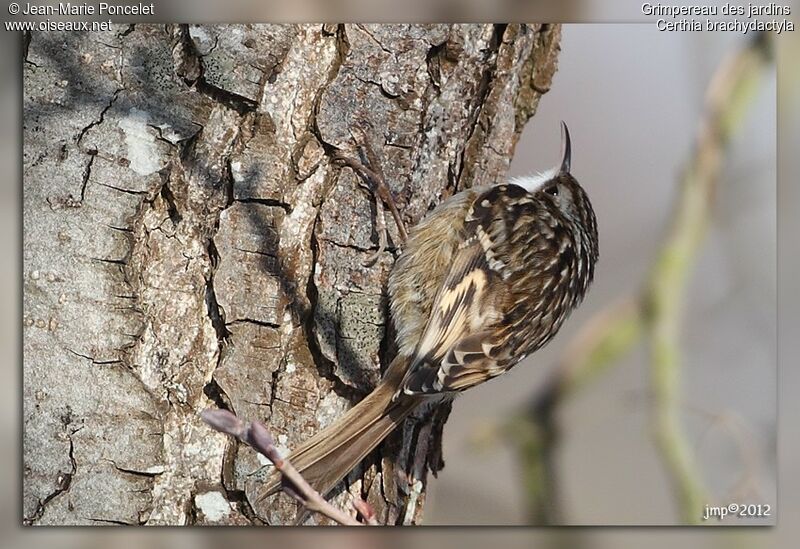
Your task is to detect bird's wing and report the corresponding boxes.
[400,185,526,395]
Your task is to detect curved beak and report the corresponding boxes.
[559,121,572,174]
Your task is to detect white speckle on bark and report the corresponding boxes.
[118,108,163,176]
[144,465,166,474]
[230,160,244,182]
[315,391,349,429]
[194,491,231,522]
[153,123,184,145]
[403,479,424,524]
[188,25,214,54]
[274,433,290,456]
[188,26,210,42]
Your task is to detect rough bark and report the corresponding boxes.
[22,23,561,525]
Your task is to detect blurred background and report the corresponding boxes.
[426,24,777,525]
[1,1,798,547]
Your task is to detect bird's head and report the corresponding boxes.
[512,122,598,263]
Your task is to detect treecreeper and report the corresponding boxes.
[256,122,599,516]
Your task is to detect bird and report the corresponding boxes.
[260,122,599,514]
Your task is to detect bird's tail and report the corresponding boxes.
[260,355,423,505]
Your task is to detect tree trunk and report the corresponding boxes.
[23,23,560,525]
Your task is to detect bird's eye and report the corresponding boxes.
[544,184,559,197]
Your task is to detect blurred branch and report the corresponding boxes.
[645,32,772,524]
[496,33,773,525]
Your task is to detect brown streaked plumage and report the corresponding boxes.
[260,122,598,518]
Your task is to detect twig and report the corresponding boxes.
[200,408,375,526]
[364,182,389,266]
[332,126,409,245]
[353,125,409,243]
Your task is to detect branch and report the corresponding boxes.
[645,31,772,525]
[200,409,376,526]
